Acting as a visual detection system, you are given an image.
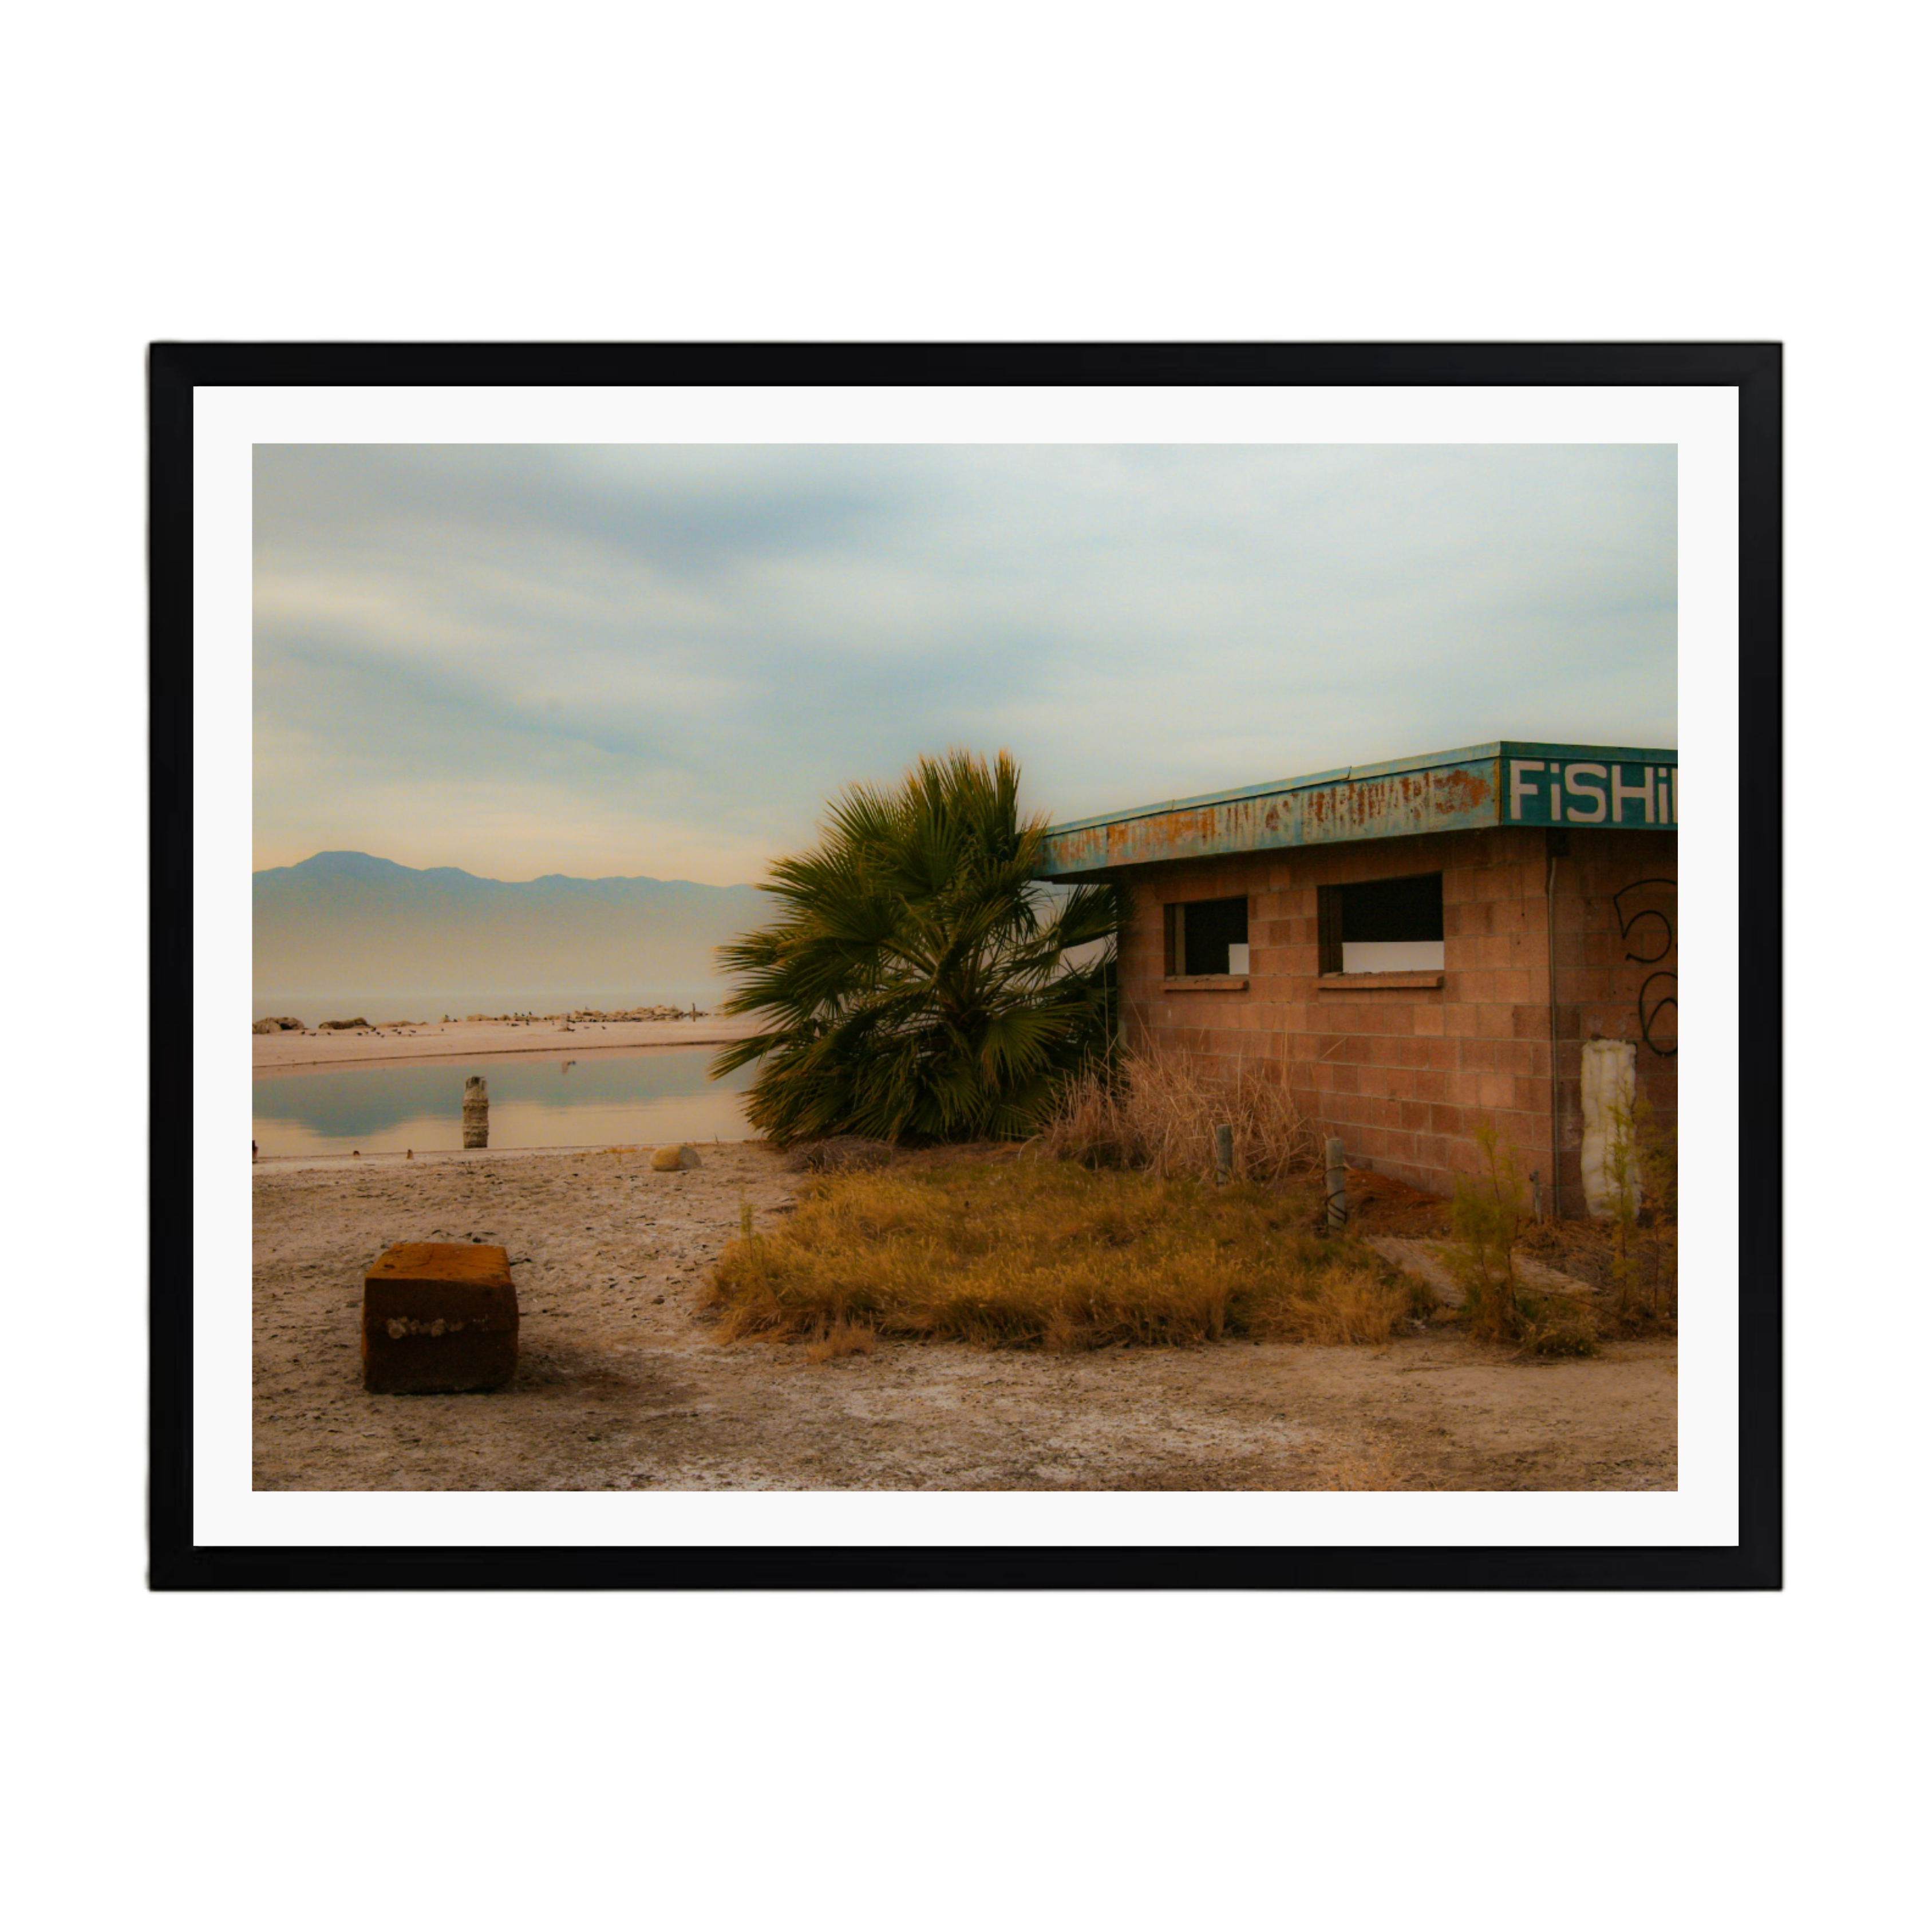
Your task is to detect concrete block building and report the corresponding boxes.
[1034,741,1677,1211]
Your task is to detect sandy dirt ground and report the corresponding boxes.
[253,1143,1677,1491]
[253,1013,761,1073]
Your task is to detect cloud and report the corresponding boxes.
[254,442,1675,880]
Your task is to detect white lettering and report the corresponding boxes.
[1611,765,1656,824]
[1565,763,1607,823]
[1507,760,1544,820]
[1659,772,1672,823]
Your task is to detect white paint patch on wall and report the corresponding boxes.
[1581,1037,1639,1219]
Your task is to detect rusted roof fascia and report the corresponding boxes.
[1038,742,1508,840]
[1033,753,1503,878]
[1032,740,1680,878]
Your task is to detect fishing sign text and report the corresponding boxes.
[1506,757,1677,828]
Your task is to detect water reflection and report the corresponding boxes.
[253,1045,757,1156]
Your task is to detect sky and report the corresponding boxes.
[254,443,1676,884]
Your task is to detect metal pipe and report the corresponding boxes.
[1545,843,1562,1219]
[1325,1136,1347,1231]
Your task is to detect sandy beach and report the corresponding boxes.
[254,1012,764,1073]
[253,1142,1678,1492]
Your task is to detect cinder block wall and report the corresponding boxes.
[1111,825,1676,1207]
[1548,835,1677,1204]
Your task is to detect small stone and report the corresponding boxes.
[650,1144,702,1172]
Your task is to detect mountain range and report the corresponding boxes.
[253,851,767,1014]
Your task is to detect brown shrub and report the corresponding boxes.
[1443,1119,1605,1356]
[784,1136,900,1175]
[1033,1046,1319,1185]
[708,1157,1408,1355]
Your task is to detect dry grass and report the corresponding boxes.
[1608,1103,1678,1328]
[708,1156,1408,1354]
[803,1318,879,1364]
[1032,1046,1320,1184]
[1432,1109,1680,1356]
[1442,1119,1610,1357]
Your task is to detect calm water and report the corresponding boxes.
[252,1045,757,1157]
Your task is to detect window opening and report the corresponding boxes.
[1319,874,1443,973]
[1164,896,1249,976]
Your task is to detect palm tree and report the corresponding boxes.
[711,750,1124,1145]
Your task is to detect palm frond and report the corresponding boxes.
[709,749,1124,1144]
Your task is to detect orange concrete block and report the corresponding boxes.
[1514,1076,1550,1113]
[362,1242,519,1394]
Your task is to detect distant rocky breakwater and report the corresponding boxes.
[479,1005,710,1025]
[252,1015,413,1035]
[253,1003,711,1035]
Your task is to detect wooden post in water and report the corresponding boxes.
[462,1076,489,1149]
[1325,1136,1347,1231]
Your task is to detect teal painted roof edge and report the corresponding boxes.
[1039,740,1679,839]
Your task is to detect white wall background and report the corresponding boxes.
[4,6,1918,1929]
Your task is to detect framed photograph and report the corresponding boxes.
[151,342,1780,1589]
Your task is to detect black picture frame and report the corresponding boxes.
[151,341,1781,1590]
